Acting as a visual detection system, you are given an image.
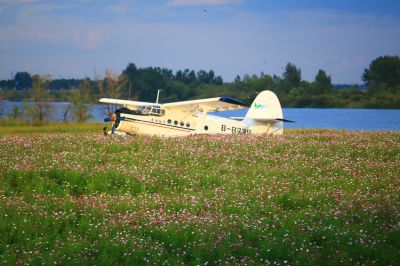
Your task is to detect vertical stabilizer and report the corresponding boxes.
[245,90,283,119]
[244,90,283,135]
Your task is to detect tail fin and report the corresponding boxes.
[245,90,283,119]
[244,90,284,135]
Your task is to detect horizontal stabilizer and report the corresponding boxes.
[275,118,295,123]
[252,118,295,123]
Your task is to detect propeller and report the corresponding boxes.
[104,116,125,123]
[103,106,126,136]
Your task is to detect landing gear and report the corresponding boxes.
[111,123,116,135]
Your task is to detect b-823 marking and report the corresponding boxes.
[221,125,251,134]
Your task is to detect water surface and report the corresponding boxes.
[2,101,399,131]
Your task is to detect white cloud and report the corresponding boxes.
[73,28,105,49]
[0,2,106,50]
[27,30,67,43]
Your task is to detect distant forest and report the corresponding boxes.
[1,55,399,110]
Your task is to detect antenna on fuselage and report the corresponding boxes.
[156,89,162,104]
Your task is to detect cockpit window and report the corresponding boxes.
[138,106,146,113]
[139,106,165,116]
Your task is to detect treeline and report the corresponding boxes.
[0,75,93,124]
[1,55,399,110]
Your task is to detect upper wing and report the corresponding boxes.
[99,98,160,109]
[162,97,247,112]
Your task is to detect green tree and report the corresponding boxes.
[136,67,166,101]
[188,70,196,83]
[234,75,241,83]
[362,55,400,93]
[213,76,223,85]
[120,63,140,99]
[197,70,209,83]
[208,70,215,83]
[70,79,92,122]
[60,90,72,123]
[282,63,301,91]
[313,69,333,94]
[14,71,32,90]
[81,78,91,99]
[70,89,92,123]
[30,75,52,124]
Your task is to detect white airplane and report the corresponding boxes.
[99,90,293,137]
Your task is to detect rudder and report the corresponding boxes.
[245,90,283,120]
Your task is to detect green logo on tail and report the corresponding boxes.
[253,103,267,109]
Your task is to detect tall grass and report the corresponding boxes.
[0,121,104,136]
[0,129,399,265]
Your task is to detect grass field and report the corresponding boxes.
[0,125,399,265]
[0,122,103,136]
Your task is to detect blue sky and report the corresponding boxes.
[0,0,399,84]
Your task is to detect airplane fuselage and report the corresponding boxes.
[115,110,282,137]
[115,112,247,137]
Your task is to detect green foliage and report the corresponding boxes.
[1,56,400,108]
[30,75,53,124]
[120,63,140,99]
[66,79,92,123]
[14,71,32,90]
[70,89,92,123]
[313,69,333,94]
[282,63,302,92]
[362,55,400,94]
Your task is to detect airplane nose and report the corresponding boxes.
[104,116,125,123]
[104,117,114,122]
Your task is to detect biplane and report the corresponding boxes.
[99,90,293,137]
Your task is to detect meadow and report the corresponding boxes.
[0,124,399,265]
[0,121,102,136]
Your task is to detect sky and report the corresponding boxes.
[0,0,399,84]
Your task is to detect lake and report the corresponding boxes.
[213,108,400,131]
[1,101,399,131]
